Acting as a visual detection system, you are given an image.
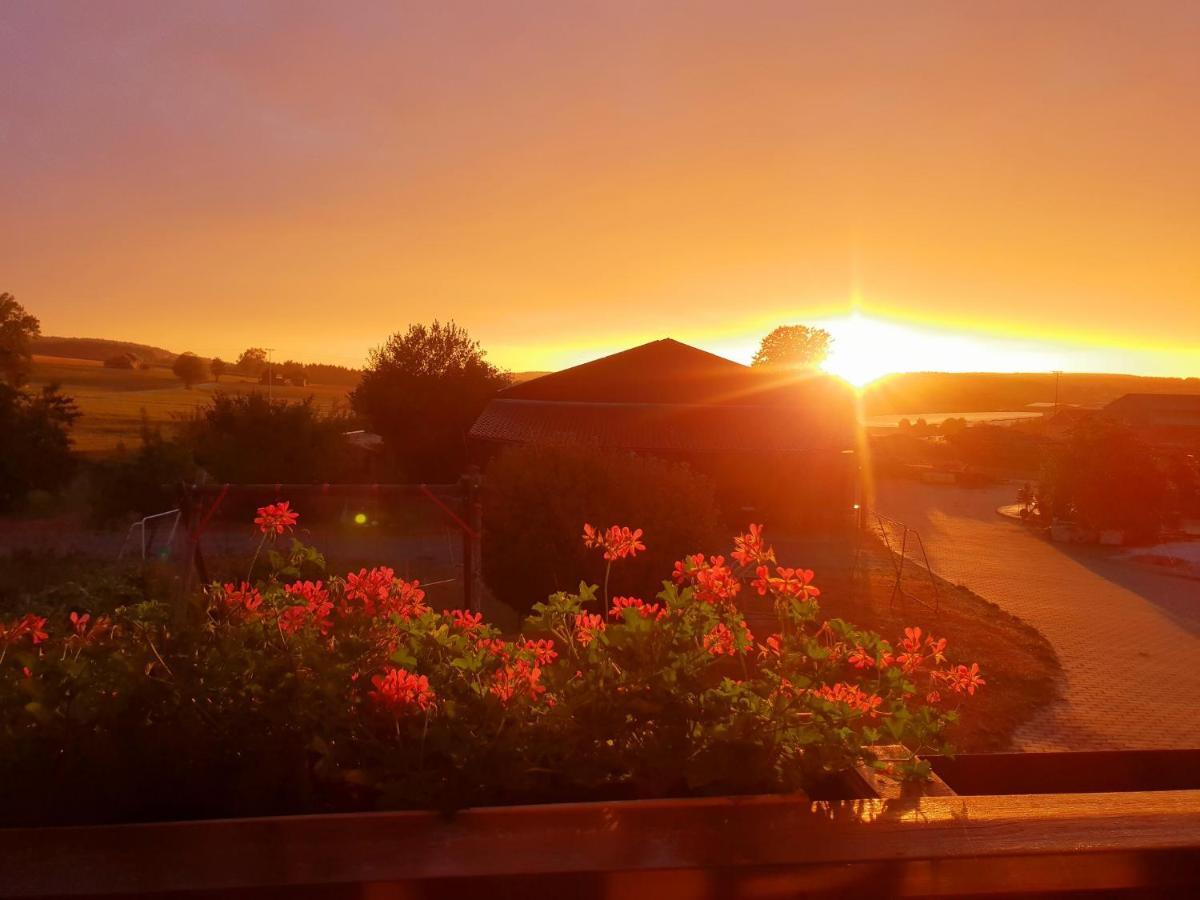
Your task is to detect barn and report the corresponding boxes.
[469,338,861,529]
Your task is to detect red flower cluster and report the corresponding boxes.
[0,613,48,648]
[520,638,558,666]
[608,596,667,621]
[702,620,753,656]
[941,662,986,696]
[254,501,298,535]
[446,609,484,634]
[752,565,820,602]
[279,581,334,635]
[731,524,775,568]
[813,682,884,717]
[67,611,111,646]
[220,582,265,620]
[573,613,606,646]
[369,667,435,714]
[702,623,736,656]
[490,659,547,704]
[343,566,394,616]
[343,568,427,620]
[383,578,428,620]
[896,626,947,673]
[582,523,646,561]
[672,554,741,605]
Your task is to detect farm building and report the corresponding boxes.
[469,338,860,528]
[1104,393,1200,448]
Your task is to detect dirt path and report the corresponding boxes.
[875,478,1200,751]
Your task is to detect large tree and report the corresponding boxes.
[752,325,832,369]
[1040,416,1169,541]
[350,321,510,480]
[172,352,208,389]
[210,357,228,382]
[236,347,268,376]
[0,292,41,386]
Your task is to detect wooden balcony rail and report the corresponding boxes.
[2,788,1199,898]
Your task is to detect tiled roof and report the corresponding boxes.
[469,398,855,453]
[1106,393,1200,427]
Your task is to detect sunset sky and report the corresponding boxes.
[2,1,1198,378]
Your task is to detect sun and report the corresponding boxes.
[820,314,902,387]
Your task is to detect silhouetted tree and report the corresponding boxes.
[1040,416,1169,541]
[350,321,510,480]
[752,325,831,369]
[0,293,41,386]
[236,347,268,376]
[0,383,80,510]
[172,352,208,389]
[211,357,228,382]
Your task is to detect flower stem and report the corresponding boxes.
[247,532,269,584]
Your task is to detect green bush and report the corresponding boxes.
[482,445,723,613]
[179,391,355,483]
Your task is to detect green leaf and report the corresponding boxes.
[389,648,417,668]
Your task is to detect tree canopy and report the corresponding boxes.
[0,293,42,386]
[172,352,208,389]
[1040,416,1169,541]
[350,320,510,480]
[236,347,268,376]
[752,325,831,369]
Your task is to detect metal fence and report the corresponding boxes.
[153,474,484,617]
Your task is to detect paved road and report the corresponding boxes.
[875,479,1200,751]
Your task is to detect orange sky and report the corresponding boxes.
[2,1,1198,376]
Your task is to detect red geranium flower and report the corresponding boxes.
[254,501,299,535]
[369,667,435,714]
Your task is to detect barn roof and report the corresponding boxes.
[471,339,857,453]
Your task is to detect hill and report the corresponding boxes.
[862,372,1200,415]
[33,336,176,365]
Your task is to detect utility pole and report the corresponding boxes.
[264,348,276,402]
[1053,370,1062,415]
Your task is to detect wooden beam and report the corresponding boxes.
[2,790,1198,897]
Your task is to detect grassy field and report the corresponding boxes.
[30,355,354,455]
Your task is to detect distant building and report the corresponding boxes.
[469,338,860,529]
[1104,393,1200,448]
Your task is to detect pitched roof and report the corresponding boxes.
[471,338,857,453]
[500,338,784,406]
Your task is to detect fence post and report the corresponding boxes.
[461,466,484,613]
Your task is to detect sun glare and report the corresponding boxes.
[821,315,901,386]
[820,313,1065,386]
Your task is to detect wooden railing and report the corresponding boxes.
[3,787,1198,897]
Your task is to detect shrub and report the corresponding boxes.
[179,391,355,483]
[482,445,723,613]
[0,383,79,511]
[0,503,982,825]
[87,423,196,526]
